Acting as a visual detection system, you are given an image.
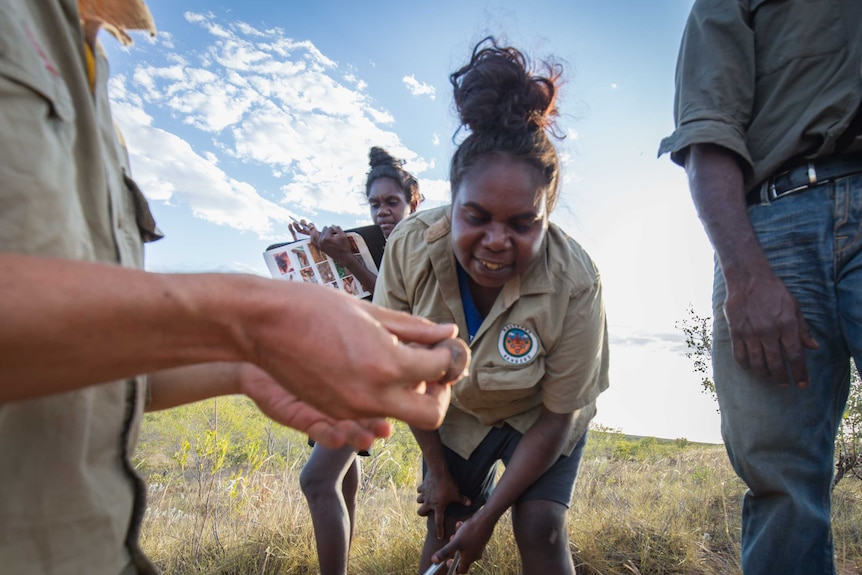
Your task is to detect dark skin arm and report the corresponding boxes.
[412,426,472,540]
[290,220,378,292]
[684,143,818,387]
[431,407,575,573]
[315,225,378,293]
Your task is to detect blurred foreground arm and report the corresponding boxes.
[148,363,391,450]
[0,253,468,428]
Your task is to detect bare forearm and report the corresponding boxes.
[342,257,377,293]
[0,254,259,402]
[147,363,241,412]
[1,252,464,429]
[477,408,573,522]
[685,144,771,282]
[411,426,449,474]
[685,144,818,385]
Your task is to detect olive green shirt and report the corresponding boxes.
[374,206,610,459]
[0,1,161,573]
[658,0,862,191]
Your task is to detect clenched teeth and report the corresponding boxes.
[479,259,505,271]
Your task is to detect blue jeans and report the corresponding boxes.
[712,174,862,575]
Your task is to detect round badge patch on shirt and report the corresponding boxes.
[498,324,538,365]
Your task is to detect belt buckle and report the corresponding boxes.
[767,162,818,202]
[767,181,809,202]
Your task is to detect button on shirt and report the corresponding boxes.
[374,206,610,459]
[658,0,862,191]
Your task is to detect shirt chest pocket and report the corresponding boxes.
[475,359,545,400]
[750,0,843,77]
[0,9,76,133]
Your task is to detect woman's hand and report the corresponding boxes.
[314,225,355,263]
[288,219,320,243]
[432,514,495,574]
[236,362,391,451]
[417,467,471,540]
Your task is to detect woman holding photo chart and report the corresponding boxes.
[290,146,423,575]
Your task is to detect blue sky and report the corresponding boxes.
[103,0,723,442]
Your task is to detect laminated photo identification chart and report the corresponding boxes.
[263,225,386,299]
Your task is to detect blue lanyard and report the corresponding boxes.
[456,263,484,343]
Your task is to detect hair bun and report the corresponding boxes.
[368,146,405,170]
[365,146,423,210]
[450,37,561,136]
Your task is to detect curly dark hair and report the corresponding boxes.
[449,36,564,212]
[365,147,423,211]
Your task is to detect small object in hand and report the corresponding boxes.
[434,338,470,383]
[447,552,461,575]
[420,551,461,575]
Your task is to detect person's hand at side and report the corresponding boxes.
[685,144,818,387]
[721,266,818,387]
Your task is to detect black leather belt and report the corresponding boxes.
[747,154,862,206]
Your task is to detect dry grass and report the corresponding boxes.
[136,399,862,574]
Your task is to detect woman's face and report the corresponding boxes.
[368,177,412,238]
[451,154,549,290]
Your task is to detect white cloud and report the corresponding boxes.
[110,12,438,232]
[419,178,451,205]
[432,133,440,146]
[343,71,367,91]
[611,82,618,89]
[402,74,436,100]
[110,76,296,237]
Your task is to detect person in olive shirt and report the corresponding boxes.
[659,2,862,574]
[0,2,466,574]
[375,37,609,575]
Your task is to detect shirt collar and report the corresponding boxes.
[77,0,155,45]
[421,206,554,307]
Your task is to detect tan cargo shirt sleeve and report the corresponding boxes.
[541,269,609,414]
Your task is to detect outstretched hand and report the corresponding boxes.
[249,282,470,430]
[237,362,391,450]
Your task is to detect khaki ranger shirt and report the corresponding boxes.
[0,1,161,574]
[658,0,862,192]
[374,206,610,459]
